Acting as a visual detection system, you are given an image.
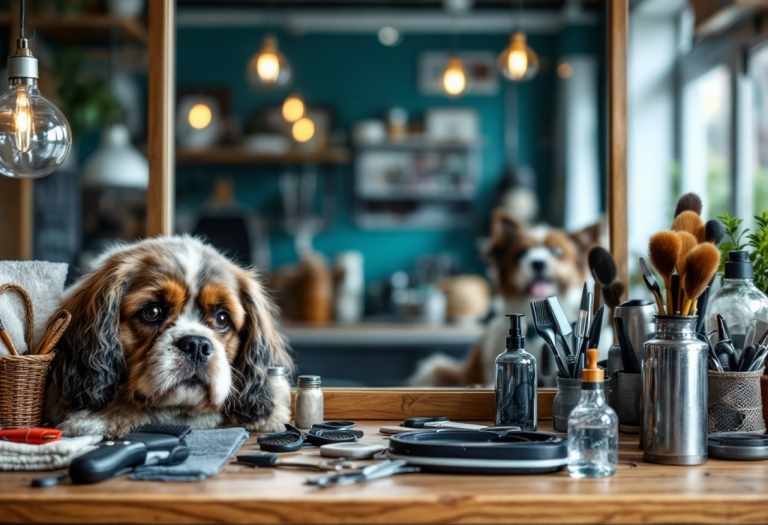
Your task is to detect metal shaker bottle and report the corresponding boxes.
[642,316,708,465]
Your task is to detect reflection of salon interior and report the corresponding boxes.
[3,0,767,386]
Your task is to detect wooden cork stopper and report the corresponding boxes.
[581,348,604,382]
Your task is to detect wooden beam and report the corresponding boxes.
[0,1,32,261]
[147,0,175,237]
[607,0,628,300]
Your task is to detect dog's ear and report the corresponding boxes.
[486,210,523,261]
[570,220,603,253]
[50,257,129,413]
[226,269,292,424]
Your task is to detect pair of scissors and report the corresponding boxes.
[257,422,363,452]
[306,459,420,488]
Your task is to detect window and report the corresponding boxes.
[749,43,768,220]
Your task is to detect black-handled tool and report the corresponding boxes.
[614,316,639,374]
[236,453,349,472]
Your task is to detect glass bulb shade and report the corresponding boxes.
[497,33,539,82]
[248,35,292,90]
[188,103,212,129]
[0,84,71,179]
[282,94,305,122]
[443,57,467,96]
[292,117,315,142]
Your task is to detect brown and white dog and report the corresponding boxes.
[408,211,600,387]
[45,236,293,438]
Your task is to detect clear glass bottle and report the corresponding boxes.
[706,251,768,351]
[567,348,618,478]
[495,314,537,430]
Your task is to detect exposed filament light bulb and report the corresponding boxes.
[248,35,293,90]
[14,86,31,153]
[442,57,467,96]
[497,32,539,82]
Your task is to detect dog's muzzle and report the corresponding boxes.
[176,335,213,364]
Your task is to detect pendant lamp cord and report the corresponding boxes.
[512,0,523,33]
[19,0,25,39]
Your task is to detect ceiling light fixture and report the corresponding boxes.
[443,57,467,96]
[0,0,71,179]
[282,94,305,123]
[497,1,539,82]
[248,34,292,90]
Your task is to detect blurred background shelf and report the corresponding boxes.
[0,13,148,45]
[175,147,352,165]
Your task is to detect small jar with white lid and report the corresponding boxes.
[294,375,324,429]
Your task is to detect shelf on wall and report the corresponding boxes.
[175,147,352,165]
[0,12,148,45]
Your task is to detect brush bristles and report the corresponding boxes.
[675,231,698,274]
[671,211,704,236]
[705,219,726,246]
[674,192,703,217]
[649,231,681,277]
[682,243,721,310]
[588,246,617,285]
[602,279,624,309]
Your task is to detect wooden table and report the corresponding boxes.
[2,421,768,524]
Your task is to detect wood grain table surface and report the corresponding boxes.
[1,421,768,524]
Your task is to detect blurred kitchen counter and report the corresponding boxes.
[282,322,484,386]
[283,322,484,347]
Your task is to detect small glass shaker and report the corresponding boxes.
[294,375,324,429]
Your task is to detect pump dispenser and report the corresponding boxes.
[567,349,618,478]
[494,313,537,429]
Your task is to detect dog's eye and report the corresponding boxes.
[214,312,231,331]
[550,247,564,259]
[515,248,529,261]
[141,304,163,323]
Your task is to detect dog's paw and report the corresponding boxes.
[57,409,149,438]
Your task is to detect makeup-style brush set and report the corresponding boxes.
[641,193,722,317]
[530,286,604,379]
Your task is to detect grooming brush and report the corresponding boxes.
[546,296,573,358]
[704,219,726,246]
[588,246,617,315]
[602,278,625,343]
[576,283,590,358]
[681,243,721,315]
[674,192,703,218]
[0,317,18,356]
[675,231,698,313]
[530,300,569,378]
[639,257,665,314]
[649,231,682,316]
[672,210,704,236]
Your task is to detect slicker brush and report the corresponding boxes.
[674,192,703,218]
[672,210,704,236]
[681,243,721,316]
[649,231,682,314]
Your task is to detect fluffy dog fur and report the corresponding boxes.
[408,211,600,387]
[45,236,293,438]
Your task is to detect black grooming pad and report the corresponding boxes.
[387,430,568,474]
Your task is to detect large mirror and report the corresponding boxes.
[18,0,610,388]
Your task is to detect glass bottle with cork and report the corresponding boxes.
[567,348,618,478]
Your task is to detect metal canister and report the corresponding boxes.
[641,316,708,465]
[614,300,657,367]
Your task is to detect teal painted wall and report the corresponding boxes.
[174,24,604,285]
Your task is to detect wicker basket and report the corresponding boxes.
[0,282,55,429]
[0,352,54,428]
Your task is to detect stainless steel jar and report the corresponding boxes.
[641,316,708,465]
[294,375,323,429]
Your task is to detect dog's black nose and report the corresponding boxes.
[176,336,213,362]
[532,260,547,271]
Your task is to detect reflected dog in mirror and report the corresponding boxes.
[45,236,293,438]
[408,211,600,387]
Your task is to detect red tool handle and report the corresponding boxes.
[0,428,62,444]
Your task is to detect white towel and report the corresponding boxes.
[0,435,102,471]
[0,261,68,355]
